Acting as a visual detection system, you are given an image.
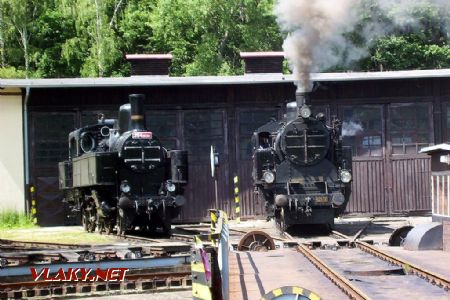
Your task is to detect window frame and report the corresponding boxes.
[339,104,385,158]
[182,109,227,164]
[235,107,281,161]
[388,102,433,156]
[30,111,76,174]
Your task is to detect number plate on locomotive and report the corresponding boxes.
[314,196,329,203]
[132,131,153,139]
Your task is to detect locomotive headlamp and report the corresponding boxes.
[340,170,352,183]
[263,171,275,184]
[299,105,312,119]
[167,181,176,192]
[332,192,345,206]
[120,180,131,193]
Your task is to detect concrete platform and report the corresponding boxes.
[229,248,348,300]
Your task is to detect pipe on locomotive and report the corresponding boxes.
[129,94,146,131]
[295,83,313,117]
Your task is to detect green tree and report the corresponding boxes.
[0,0,7,67]
[353,0,450,71]
[2,0,44,77]
[151,0,282,76]
[60,0,124,77]
[118,0,156,54]
[366,35,450,71]
[33,8,77,77]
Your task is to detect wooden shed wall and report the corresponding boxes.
[27,77,450,224]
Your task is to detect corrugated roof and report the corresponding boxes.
[1,69,450,88]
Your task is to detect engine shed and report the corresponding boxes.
[2,58,450,225]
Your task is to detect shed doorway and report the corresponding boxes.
[341,103,431,215]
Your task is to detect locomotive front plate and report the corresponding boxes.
[132,131,153,139]
[314,196,329,203]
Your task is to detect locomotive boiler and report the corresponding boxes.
[252,87,352,230]
[58,94,188,235]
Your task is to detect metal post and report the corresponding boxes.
[215,178,219,210]
[233,176,240,223]
[30,185,37,225]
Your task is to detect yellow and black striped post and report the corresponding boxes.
[210,209,218,232]
[30,186,37,225]
[233,176,240,223]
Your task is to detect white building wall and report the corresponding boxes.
[0,88,25,212]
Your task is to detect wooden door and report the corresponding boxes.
[341,105,388,213]
[30,112,76,225]
[180,110,230,222]
[387,103,432,212]
[341,102,432,214]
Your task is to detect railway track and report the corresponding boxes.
[291,230,449,299]
[297,243,370,300]
[0,268,191,299]
[0,230,196,299]
[332,231,450,291]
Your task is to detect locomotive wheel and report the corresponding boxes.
[82,209,96,233]
[117,208,132,236]
[161,219,172,236]
[105,223,114,235]
[117,209,125,236]
[276,208,287,233]
[97,215,105,234]
[237,230,276,251]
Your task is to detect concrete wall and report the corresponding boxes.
[0,88,25,212]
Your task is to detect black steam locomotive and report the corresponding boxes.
[58,94,188,235]
[252,88,352,230]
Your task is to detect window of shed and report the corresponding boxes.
[184,111,224,162]
[34,114,75,165]
[390,103,432,155]
[238,110,278,160]
[445,106,450,142]
[146,112,179,150]
[341,106,383,157]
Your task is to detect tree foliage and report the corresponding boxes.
[0,0,448,78]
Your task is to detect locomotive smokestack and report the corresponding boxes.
[295,82,312,109]
[129,94,146,131]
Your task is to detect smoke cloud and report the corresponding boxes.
[275,0,450,89]
[342,121,363,137]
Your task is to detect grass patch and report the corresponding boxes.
[0,210,36,229]
[0,211,117,245]
[0,227,117,245]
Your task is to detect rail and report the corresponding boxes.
[333,230,450,291]
[296,244,371,300]
[355,240,450,290]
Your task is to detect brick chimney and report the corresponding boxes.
[240,52,284,74]
[126,54,173,76]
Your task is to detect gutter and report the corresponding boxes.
[23,87,30,214]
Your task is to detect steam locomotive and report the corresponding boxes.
[58,94,188,235]
[252,88,352,230]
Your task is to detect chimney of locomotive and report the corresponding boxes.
[129,94,146,131]
[295,85,311,107]
[295,83,313,118]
